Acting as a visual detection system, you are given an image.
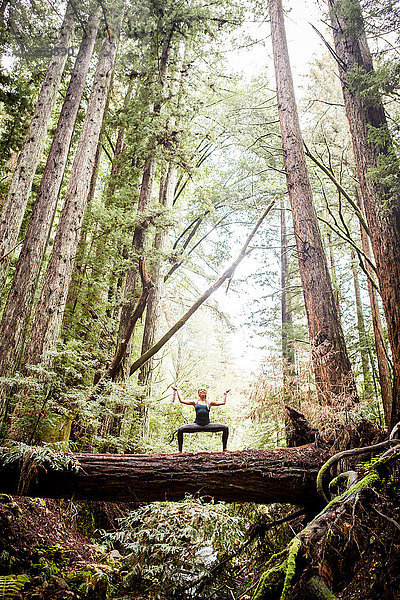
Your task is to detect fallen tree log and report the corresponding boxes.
[0,446,327,505]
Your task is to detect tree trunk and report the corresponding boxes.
[115,29,175,379]
[0,2,75,290]
[280,198,296,405]
[0,446,326,506]
[268,0,358,406]
[350,248,373,396]
[0,0,9,25]
[139,164,177,389]
[356,190,393,425]
[328,0,400,426]
[0,11,101,380]
[326,229,340,314]
[23,17,122,368]
[115,156,157,379]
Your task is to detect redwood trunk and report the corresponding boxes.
[280,198,296,404]
[139,164,177,388]
[115,31,174,378]
[0,446,325,505]
[115,156,157,379]
[350,248,373,396]
[268,0,357,405]
[24,19,122,367]
[357,192,393,424]
[0,12,101,378]
[0,3,75,290]
[328,0,400,425]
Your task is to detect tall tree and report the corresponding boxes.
[115,26,175,379]
[23,7,124,369]
[350,248,373,396]
[357,190,393,424]
[0,2,75,290]
[0,9,101,379]
[328,0,400,425]
[268,0,358,405]
[280,198,296,404]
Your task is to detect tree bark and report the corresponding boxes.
[115,29,175,379]
[0,446,326,505]
[350,248,373,396]
[23,16,122,368]
[328,0,400,426]
[0,11,101,379]
[280,198,296,404]
[94,258,153,388]
[115,157,157,379]
[268,0,358,406]
[356,190,393,425]
[0,2,75,290]
[139,164,177,389]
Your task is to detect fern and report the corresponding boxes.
[0,443,80,494]
[0,575,30,600]
[0,442,80,472]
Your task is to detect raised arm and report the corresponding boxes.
[171,386,195,406]
[210,389,230,407]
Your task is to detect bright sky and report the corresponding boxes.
[216,0,327,376]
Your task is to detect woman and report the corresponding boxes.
[171,386,230,452]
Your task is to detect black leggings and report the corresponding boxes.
[177,422,229,451]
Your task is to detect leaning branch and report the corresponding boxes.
[130,202,274,375]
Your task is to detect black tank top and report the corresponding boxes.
[195,401,210,425]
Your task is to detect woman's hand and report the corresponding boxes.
[224,389,231,395]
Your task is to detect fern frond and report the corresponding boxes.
[0,574,30,600]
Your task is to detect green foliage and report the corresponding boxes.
[102,496,246,598]
[0,575,30,600]
[330,0,364,37]
[0,441,79,470]
[346,62,400,104]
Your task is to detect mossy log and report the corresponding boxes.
[251,443,400,600]
[0,446,327,505]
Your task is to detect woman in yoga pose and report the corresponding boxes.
[171,386,230,452]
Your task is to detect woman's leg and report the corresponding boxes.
[205,423,229,450]
[177,423,203,451]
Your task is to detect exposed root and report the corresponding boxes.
[316,438,400,502]
[252,442,400,600]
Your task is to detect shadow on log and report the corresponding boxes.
[0,446,327,506]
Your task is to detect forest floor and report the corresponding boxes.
[0,495,133,600]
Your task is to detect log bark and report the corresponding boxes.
[0,446,326,505]
[268,0,358,406]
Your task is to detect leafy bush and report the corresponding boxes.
[102,496,247,599]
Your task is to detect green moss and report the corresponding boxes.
[252,559,287,600]
[251,539,303,600]
[0,494,13,504]
[280,538,301,600]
